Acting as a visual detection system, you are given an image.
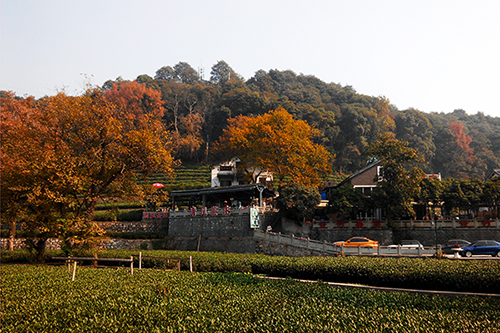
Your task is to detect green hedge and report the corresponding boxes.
[96,201,144,210]
[2,249,498,294]
[92,209,143,221]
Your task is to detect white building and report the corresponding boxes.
[211,157,273,189]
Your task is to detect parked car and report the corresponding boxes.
[459,240,500,257]
[441,239,471,254]
[388,240,424,249]
[334,237,378,248]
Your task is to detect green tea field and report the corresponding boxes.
[2,264,499,332]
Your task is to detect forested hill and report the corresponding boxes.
[81,61,500,179]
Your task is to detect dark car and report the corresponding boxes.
[459,240,500,257]
[441,239,471,254]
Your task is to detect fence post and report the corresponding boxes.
[139,252,142,270]
[358,244,361,256]
[189,256,193,272]
[71,261,77,281]
[130,256,134,275]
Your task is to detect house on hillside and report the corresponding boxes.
[170,158,275,210]
[324,160,382,199]
[322,160,383,220]
[323,160,443,220]
[210,157,273,190]
[487,169,500,180]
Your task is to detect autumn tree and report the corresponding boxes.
[366,134,424,221]
[0,87,175,260]
[213,107,332,189]
[0,93,38,250]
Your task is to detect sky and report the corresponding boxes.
[1,0,500,118]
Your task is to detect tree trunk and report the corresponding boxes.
[35,239,47,263]
[8,220,16,251]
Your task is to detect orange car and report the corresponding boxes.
[334,237,379,248]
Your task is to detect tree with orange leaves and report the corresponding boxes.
[0,86,175,260]
[213,107,332,189]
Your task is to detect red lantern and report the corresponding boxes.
[152,183,164,188]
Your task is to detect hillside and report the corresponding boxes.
[104,62,500,179]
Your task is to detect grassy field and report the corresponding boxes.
[2,264,499,332]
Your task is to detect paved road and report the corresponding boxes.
[443,254,500,260]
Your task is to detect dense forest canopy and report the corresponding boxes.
[5,60,500,179]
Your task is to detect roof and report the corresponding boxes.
[171,183,275,199]
[335,160,382,188]
[486,169,500,180]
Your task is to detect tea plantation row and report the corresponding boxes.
[2,265,499,332]
[3,249,500,294]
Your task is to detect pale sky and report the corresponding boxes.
[2,0,500,117]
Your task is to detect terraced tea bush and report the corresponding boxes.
[2,265,499,332]
[3,249,500,294]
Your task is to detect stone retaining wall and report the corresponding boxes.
[0,238,63,250]
[95,220,168,233]
[0,238,165,250]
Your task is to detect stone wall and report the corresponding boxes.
[0,237,63,250]
[168,212,276,252]
[0,237,166,250]
[169,214,254,238]
[95,220,168,233]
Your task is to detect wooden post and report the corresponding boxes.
[139,252,142,270]
[189,256,193,272]
[130,256,134,275]
[197,235,201,252]
[67,256,71,273]
[71,261,77,281]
